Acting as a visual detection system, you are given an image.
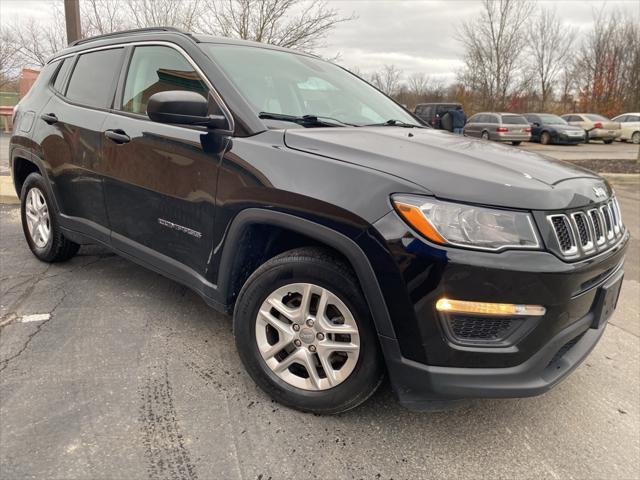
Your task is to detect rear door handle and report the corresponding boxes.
[105,129,130,144]
[40,113,58,124]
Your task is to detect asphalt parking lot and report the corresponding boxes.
[0,178,638,479]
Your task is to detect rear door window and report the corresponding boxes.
[65,48,124,108]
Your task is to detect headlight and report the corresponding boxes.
[392,195,540,251]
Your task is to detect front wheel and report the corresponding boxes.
[540,132,551,145]
[632,132,640,144]
[481,131,490,140]
[20,173,80,262]
[233,247,384,414]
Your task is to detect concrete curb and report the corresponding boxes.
[602,173,640,183]
[0,176,19,204]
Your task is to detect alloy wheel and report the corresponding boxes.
[255,282,360,391]
[25,187,51,248]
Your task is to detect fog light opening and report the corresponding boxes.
[436,298,546,317]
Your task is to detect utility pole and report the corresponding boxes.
[64,0,82,44]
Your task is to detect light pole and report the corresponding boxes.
[64,0,81,44]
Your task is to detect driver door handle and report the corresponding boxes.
[105,129,130,144]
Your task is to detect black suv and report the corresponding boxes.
[10,28,628,414]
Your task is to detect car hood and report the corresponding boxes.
[284,127,609,210]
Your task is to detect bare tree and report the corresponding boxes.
[127,0,203,31]
[407,72,431,98]
[526,7,577,111]
[573,8,640,117]
[1,27,22,89]
[370,64,402,96]
[4,15,66,68]
[199,0,353,51]
[457,0,533,111]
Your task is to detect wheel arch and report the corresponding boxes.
[217,208,396,339]
[11,153,42,197]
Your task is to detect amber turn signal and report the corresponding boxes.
[436,298,546,317]
[393,201,446,244]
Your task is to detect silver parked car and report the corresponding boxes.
[463,112,532,145]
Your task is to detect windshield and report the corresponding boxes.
[537,114,567,125]
[501,115,528,125]
[585,114,609,121]
[201,44,420,127]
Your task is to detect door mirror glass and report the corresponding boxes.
[148,91,228,129]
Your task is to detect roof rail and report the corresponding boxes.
[69,27,194,47]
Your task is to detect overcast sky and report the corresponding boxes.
[2,0,639,83]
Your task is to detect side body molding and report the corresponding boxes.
[217,208,397,339]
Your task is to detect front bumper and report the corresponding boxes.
[369,211,628,409]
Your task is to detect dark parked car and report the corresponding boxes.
[524,113,586,145]
[414,102,462,128]
[10,28,628,414]
[463,112,531,145]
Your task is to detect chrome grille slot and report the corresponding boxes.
[589,209,605,245]
[572,212,593,251]
[601,204,614,239]
[609,200,620,234]
[547,197,624,260]
[549,215,577,256]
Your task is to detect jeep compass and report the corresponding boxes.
[10,28,628,413]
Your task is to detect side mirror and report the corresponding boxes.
[147,91,228,130]
[532,122,540,127]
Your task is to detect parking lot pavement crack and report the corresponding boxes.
[0,264,53,328]
[0,289,67,374]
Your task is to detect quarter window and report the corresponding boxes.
[52,57,74,93]
[121,46,208,115]
[65,48,124,108]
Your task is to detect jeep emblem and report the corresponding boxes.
[593,186,606,198]
[298,328,315,344]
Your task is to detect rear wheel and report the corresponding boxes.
[540,131,551,145]
[481,131,490,140]
[233,247,384,414]
[20,173,80,262]
[511,141,521,146]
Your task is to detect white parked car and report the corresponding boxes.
[611,113,640,144]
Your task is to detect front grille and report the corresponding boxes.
[551,216,575,251]
[450,316,516,341]
[573,213,589,247]
[547,198,624,260]
[589,209,604,244]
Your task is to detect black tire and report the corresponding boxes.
[481,131,490,140]
[20,172,80,262]
[511,141,522,146]
[632,132,640,144]
[540,131,551,145]
[233,247,384,414]
[603,139,613,144]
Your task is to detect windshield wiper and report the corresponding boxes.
[258,112,355,127]
[362,119,426,128]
